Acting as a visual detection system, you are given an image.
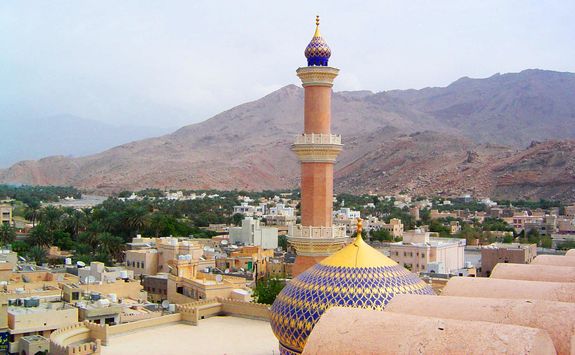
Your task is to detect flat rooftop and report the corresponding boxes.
[101,316,277,355]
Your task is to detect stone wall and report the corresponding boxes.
[219,298,270,321]
[50,322,102,355]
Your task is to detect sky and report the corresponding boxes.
[1,0,574,128]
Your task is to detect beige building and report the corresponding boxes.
[0,205,12,226]
[7,301,78,354]
[389,230,465,274]
[125,249,159,277]
[166,259,248,304]
[479,243,537,277]
[125,236,204,277]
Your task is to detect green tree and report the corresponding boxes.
[429,220,451,238]
[0,224,16,246]
[28,224,53,248]
[278,235,288,251]
[370,228,392,242]
[252,277,285,305]
[231,213,245,226]
[24,204,40,227]
[96,232,125,263]
[28,245,47,265]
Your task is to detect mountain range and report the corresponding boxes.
[1,69,574,201]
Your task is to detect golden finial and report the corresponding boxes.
[356,218,363,238]
[314,15,321,37]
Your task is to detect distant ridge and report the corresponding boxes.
[1,69,574,201]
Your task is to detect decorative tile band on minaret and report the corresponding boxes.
[288,16,349,276]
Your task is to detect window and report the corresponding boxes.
[72,292,79,301]
[421,253,425,258]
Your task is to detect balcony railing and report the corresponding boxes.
[288,224,347,239]
[294,133,341,145]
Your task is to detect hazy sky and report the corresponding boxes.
[1,1,574,128]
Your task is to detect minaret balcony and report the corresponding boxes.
[291,134,343,163]
[287,225,349,256]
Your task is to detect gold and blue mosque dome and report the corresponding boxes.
[270,221,434,355]
[304,16,332,66]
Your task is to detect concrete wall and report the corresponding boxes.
[303,308,555,355]
[490,263,575,283]
[385,294,575,355]
[532,254,575,267]
[9,306,78,334]
[442,277,575,303]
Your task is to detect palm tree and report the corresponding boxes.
[28,245,47,265]
[97,232,125,262]
[123,206,149,235]
[24,205,40,227]
[0,224,16,246]
[28,224,53,248]
[62,208,86,240]
[38,205,63,232]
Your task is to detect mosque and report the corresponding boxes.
[270,16,575,355]
[46,16,575,355]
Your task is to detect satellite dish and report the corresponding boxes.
[161,300,170,309]
[18,256,27,262]
[224,269,229,274]
[77,261,86,267]
[215,274,223,283]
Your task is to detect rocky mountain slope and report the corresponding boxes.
[1,69,574,201]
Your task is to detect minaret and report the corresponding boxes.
[289,16,349,276]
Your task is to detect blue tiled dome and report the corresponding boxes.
[270,234,434,355]
[304,16,332,66]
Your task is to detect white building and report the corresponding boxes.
[233,202,267,217]
[389,229,465,275]
[333,208,360,220]
[228,217,278,249]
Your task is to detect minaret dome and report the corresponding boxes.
[304,15,332,66]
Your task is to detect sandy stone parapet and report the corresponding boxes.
[385,294,575,355]
[302,307,556,355]
[490,263,575,283]
[532,255,575,267]
[442,277,575,303]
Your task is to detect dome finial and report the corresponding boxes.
[304,15,331,66]
[356,218,363,239]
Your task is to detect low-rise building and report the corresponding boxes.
[233,202,266,217]
[0,205,12,226]
[78,262,134,284]
[7,301,78,354]
[125,249,159,277]
[479,243,537,277]
[229,217,278,249]
[166,259,249,304]
[389,230,465,274]
[143,274,169,302]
